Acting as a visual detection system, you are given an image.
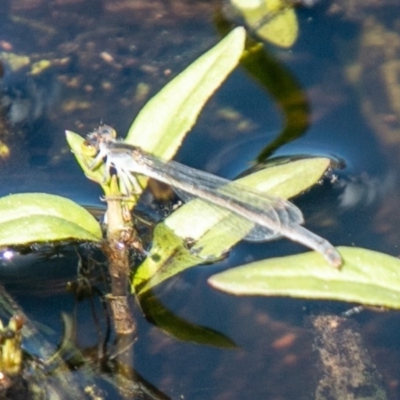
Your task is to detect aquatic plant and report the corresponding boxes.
[0,27,399,326]
[0,24,396,399]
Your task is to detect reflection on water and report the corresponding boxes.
[0,0,400,399]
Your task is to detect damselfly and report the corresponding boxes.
[84,125,342,268]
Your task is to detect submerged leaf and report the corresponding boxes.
[0,193,101,246]
[209,247,400,309]
[138,291,237,348]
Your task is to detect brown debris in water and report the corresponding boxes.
[308,314,388,400]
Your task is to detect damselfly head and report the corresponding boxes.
[82,124,117,155]
[94,125,117,140]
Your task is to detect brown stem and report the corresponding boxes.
[103,196,136,336]
[102,195,140,399]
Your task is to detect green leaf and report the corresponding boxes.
[0,193,102,246]
[133,157,331,294]
[133,223,200,295]
[230,0,298,48]
[125,27,246,160]
[208,246,400,309]
[137,291,237,348]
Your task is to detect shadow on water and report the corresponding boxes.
[0,0,400,399]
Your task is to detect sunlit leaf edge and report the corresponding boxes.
[208,246,400,309]
[0,214,101,246]
[0,193,102,241]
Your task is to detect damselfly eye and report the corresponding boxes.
[81,140,98,157]
[10,315,24,332]
[97,125,117,139]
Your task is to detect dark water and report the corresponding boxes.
[1,1,400,399]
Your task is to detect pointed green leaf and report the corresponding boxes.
[125,27,246,160]
[0,193,102,246]
[133,157,331,294]
[208,247,400,309]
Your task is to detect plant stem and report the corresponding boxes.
[103,196,136,336]
[102,194,140,398]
